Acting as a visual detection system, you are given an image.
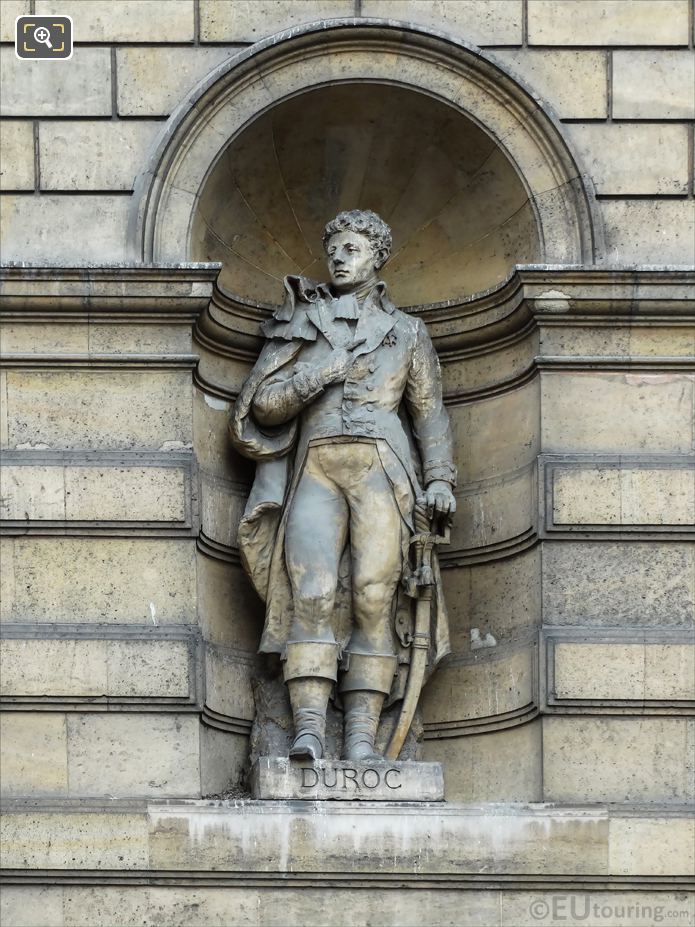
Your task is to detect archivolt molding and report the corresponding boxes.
[130,19,602,272]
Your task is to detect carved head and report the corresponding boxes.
[322,210,392,292]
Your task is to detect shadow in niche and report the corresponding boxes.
[191,83,541,309]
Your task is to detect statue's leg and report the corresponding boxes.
[339,449,403,762]
[283,449,348,760]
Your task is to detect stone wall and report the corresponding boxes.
[1,2,694,926]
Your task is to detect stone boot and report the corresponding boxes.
[287,677,333,761]
[342,690,386,763]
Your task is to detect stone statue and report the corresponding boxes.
[230,210,456,765]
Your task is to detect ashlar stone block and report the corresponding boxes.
[0,638,191,698]
[543,716,695,802]
[3,370,193,450]
[528,0,690,46]
[66,713,200,797]
[0,537,197,625]
[363,1,523,46]
[0,120,35,190]
[552,466,695,527]
[553,642,695,702]
[116,46,242,116]
[609,817,695,876]
[0,712,68,796]
[602,200,695,266]
[35,0,194,42]
[39,121,161,191]
[199,0,355,43]
[0,194,129,263]
[568,123,690,195]
[613,50,695,119]
[0,47,111,117]
[0,887,63,927]
[0,810,149,868]
[542,541,695,627]
[541,372,694,454]
[0,2,31,43]
[490,50,608,119]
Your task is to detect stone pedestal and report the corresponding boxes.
[250,756,444,801]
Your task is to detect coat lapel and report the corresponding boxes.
[351,305,396,357]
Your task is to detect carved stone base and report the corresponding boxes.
[250,756,444,801]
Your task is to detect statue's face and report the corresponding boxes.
[325,230,378,291]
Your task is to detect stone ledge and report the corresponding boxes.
[2,799,693,880]
[250,757,444,801]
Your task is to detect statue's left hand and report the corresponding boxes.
[424,480,456,518]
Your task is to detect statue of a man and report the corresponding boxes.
[230,210,456,763]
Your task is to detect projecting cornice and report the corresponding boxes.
[195,265,695,362]
[0,263,220,321]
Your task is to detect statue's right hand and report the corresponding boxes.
[318,347,355,385]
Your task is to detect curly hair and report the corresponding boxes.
[322,210,392,268]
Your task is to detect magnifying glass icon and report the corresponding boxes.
[34,26,53,49]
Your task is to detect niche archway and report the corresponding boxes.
[130,18,602,306]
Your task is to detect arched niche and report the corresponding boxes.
[130,18,603,303]
[128,20,604,795]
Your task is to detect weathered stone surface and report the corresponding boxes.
[0,713,68,796]
[3,370,193,449]
[0,194,128,263]
[35,0,194,42]
[542,541,695,627]
[541,372,695,454]
[442,547,540,654]
[603,200,695,266]
[0,638,191,698]
[39,121,161,191]
[200,726,249,797]
[0,810,149,868]
[251,756,444,801]
[425,721,542,802]
[0,47,111,117]
[0,887,63,927]
[613,50,695,119]
[5,885,693,927]
[490,50,607,119]
[609,817,695,876]
[148,800,608,874]
[453,380,539,483]
[363,1,523,45]
[543,717,695,802]
[421,647,535,723]
[66,714,200,797]
[0,537,196,624]
[528,0,690,45]
[568,123,690,195]
[196,554,262,651]
[0,120,34,190]
[553,642,695,702]
[204,645,255,721]
[199,0,354,43]
[0,2,30,43]
[552,467,695,526]
[0,465,187,522]
[116,46,239,116]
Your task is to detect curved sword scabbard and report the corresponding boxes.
[385,515,450,761]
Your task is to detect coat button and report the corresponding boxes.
[366,404,373,412]
[368,364,376,373]
[366,384,374,391]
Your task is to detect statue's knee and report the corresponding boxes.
[292,593,335,629]
[353,581,391,624]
